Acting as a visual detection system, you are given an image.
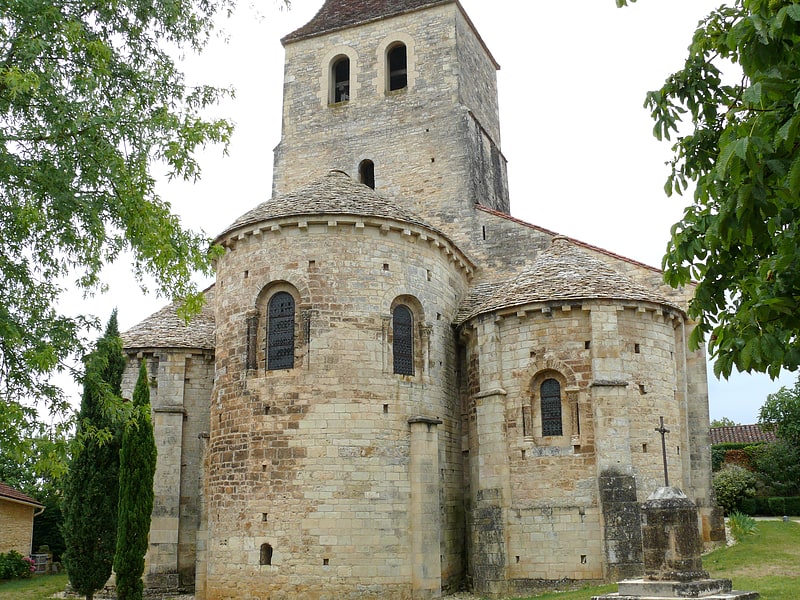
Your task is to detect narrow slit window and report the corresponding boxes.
[387,44,407,91]
[246,314,258,370]
[360,159,375,189]
[260,543,273,566]
[393,305,413,375]
[540,378,563,436]
[267,292,295,370]
[331,56,350,103]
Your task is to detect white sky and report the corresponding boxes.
[60,0,797,424]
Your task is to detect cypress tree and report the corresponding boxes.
[114,362,157,600]
[62,311,125,600]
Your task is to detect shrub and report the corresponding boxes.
[727,511,758,541]
[0,551,35,580]
[734,495,800,516]
[711,445,727,472]
[785,496,800,515]
[755,496,771,515]
[711,443,752,472]
[747,440,800,497]
[713,464,758,514]
[768,497,787,515]
[739,497,757,515]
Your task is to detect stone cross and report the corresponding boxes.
[655,416,670,487]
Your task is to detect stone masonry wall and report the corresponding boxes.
[203,216,471,599]
[273,4,509,251]
[462,298,696,594]
[0,500,35,555]
[122,349,214,591]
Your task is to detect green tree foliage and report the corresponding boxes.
[61,313,125,600]
[0,0,238,421]
[0,405,70,560]
[713,464,758,514]
[32,496,66,561]
[760,375,800,444]
[748,439,800,496]
[617,0,800,378]
[711,442,753,472]
[755,376,800,496]
[711,417,740,428]
[114,363,157,600]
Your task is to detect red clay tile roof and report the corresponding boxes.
[710,424,777,445]
[282,0,452,43]
[0,482,43,507]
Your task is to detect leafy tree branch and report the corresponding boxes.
[621,0,800,379]
[0,0,289,419]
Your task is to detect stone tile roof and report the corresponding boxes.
[121,287,215,351]
[710,424,777,445]
[216,170,441,242]
[282,0,452,43]
[0,482,43,507]
[455,237,680,325]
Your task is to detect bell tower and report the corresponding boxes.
[273,0,510,237]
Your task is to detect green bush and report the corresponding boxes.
[0,550,35,580]
[747,440,800,497]
[713,464,758,514]
[784,496,800,515]
[727,511,758,541]
[739,497,757,515]
[768,497,787,515]
[735,495,800,516]
[756,496,771,515]
[711,443,752,472]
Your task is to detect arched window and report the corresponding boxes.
[393,304,413,375]
[331,56,350,103]
[260,543,273,566]
[387,44,407,91]
[540,378,563,436]
[359,159,375,189]
[268,292,295,370]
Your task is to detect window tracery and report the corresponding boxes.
[540,378,563,436]
[268,292,295,370]
[393,304,413,375]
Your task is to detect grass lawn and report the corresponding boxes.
[511,520,800,600]
[703,520,800,599]
[0,573,68,600]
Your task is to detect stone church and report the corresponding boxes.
[120,1,722,598]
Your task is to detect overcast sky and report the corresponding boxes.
[60,0,797,424]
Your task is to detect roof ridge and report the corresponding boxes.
[455,237,679,325]
[0,481,43,506]
[709,423,777,445]
[475,204,665,276]
[282,0,453,44]
[215,170,442,243]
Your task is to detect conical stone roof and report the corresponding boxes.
[283,0,452,43]
[121,287,216,350]
[216,170,441,242]
[455,237,680,325]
